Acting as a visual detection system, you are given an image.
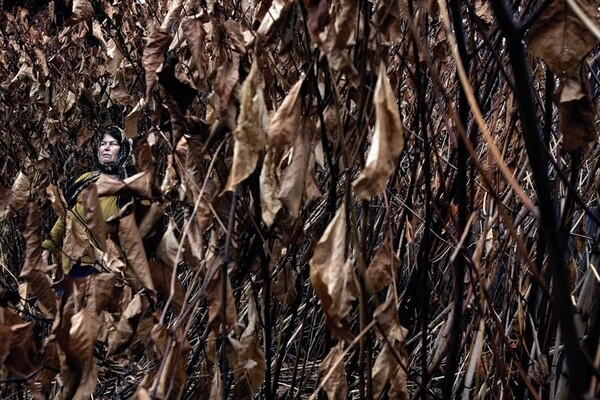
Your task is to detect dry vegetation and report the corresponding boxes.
[0,0,599,399]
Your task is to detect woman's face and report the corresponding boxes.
[98,133,121,165]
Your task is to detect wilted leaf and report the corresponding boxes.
[354,62,404,199]
[143,28,169,101]
[96,170,154,199]
[65,0,93,26]
[118,212,155,292]
[365,239,401,292]
[526,0,599,74]
[108,294,144,355]
[267,77,304,147]
[211,54,240,120]
[256,0,294,39]
[87,273,116,314]
[206,261,237,333]
[181,17,208,91]
[274,262,298,306]
[227,335,266,399]
[80,183,107,252]
[225,58,268,191]
[278,118,311,218]
[306,0,330,38]
[309,203,358,339]
[319,345,348,400]
[1,171,29,219]
[260,146,284,227]
[149,259,185,313]
[20,202,57,316]
[554,70,597,151]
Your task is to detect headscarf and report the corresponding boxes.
[95,126,133,177]
[64,126,133,206]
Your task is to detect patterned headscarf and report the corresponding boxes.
[95,126,132,177]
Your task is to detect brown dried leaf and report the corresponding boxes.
[309,203,358,340]
[554,71,598,151]
[108,293,144,355]
[80,183,107,252]
[267,77,304,147]
[1,308,36,377]
[20,202,58,316]
[150,260,185,313]
[354,62,404,199]
[256,0,294,40]
[335,0,358,47]
[278,118,310,218]
[181,17,208,91]
[371,341,409,400]
[143,28,169,101]
[319,345,348,400]
[212,54,240,120]
[365,239,400,292]
[118,212,155,292]
[1,171,29,219]
[260,146,283,227]
[227,335,266,399]
[206,262,237,333]
[66,309,101,400]
[87,273,116,314]
[526,0,599,74]
[274,262,298,306]
[65,0,94,26]
[306,0,330,38]
[225,59,268,191]
[96,169,154,199]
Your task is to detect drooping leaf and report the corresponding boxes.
[278,118,311,218]
[354,62,404,199]
[526,0,599,74]
[107,294,144,355]
[20,202,57,316]
[267,77,304,147]
[260,146,284,227]
[225,58,268,191]
[143,28,169,102]
[118,212,155,292]
[319,345,348,400]
[181,17,209,91]
[205,261,237,333]
[149,259,185,313]
[65,0,93,26]
[65,309,101,400]
[365,239,401,292]
[80,183,107,252]
[554,70,598,151]
[309,203,358,339]
[227,335,267,399]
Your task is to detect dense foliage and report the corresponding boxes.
[1,0,599,399]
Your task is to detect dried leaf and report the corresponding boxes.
[256,0,294,39]
[227,335,266,399]
[65,309,101,400]
[181,17,208,91]
[96,170,154,199]
[354,62,404,199]
[206,261,237,333]
[309,203,358,339]
[211,54,240,120]
[20,202,57,316]
[365,239,400,292]
[149,259,185,313]
[80,183,107,252]
[118,212,155,292]
[1,171,29,219]
[319,345,348,400]
[108,294,144,355]
[274,262,298,306]
[143,28,169,101]
[260,146,283,227]
[267,77,304,147]
[225,59,268,191]
[278,118,310,218]
[554,71,598,151]
[526,0,599,74]
[65,0,94,26]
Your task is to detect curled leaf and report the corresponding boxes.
[354,62,404,199]
[365,239,401,292]
[309,203,358,339]
[319,345,348,400]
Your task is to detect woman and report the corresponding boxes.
[42,126,133,277]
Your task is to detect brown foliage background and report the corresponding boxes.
[0,0,599,399]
